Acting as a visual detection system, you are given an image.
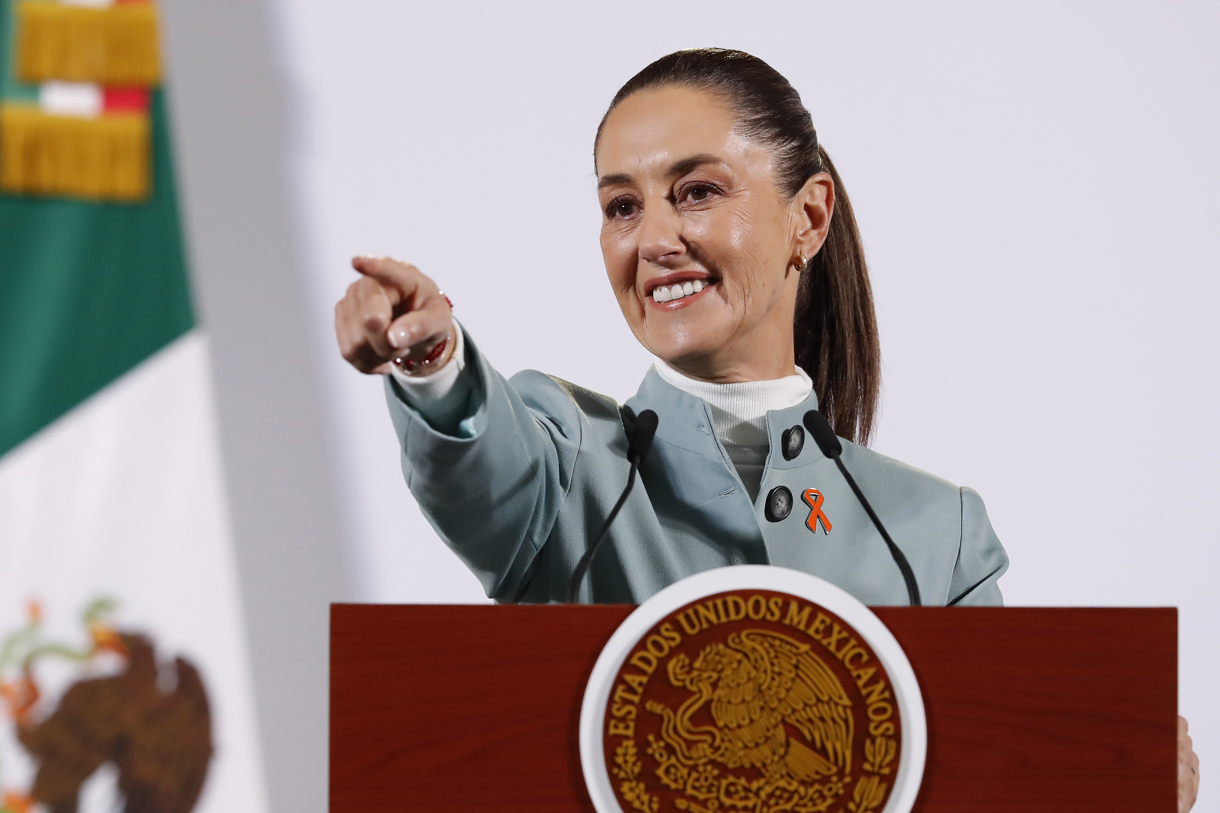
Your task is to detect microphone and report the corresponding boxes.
[626,408,659,468]
[565,409,659,603]
[803,410,922,606]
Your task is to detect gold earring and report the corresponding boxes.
[795,254,807,270]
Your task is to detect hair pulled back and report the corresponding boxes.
[596,48,881,445]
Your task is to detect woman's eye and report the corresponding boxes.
[681,183,719,204]
[606,198,638,219]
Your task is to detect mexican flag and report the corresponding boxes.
[0,1,267,811]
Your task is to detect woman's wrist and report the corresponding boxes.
[393,290,457,378]
[393,323,457,377]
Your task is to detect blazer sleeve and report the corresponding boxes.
[947,486,1010,606]
[384,328,584,602]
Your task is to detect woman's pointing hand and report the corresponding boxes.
[335,256,455,375]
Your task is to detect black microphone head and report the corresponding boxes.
[803,410,842,459]
[628,409,659,464]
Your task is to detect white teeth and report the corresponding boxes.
[652,280,710,303]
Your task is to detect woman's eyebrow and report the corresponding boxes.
[598,172,634,190]
[598,154,727,190]
[668,153,725,177]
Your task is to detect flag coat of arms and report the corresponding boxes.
[0,0,269,810]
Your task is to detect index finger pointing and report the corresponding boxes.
[351,256,423,301]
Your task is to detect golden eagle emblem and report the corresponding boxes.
[642,630,853,812]
[602,591,901,813]
[651,630,853,782]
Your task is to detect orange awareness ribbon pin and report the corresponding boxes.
[803,488,832,535]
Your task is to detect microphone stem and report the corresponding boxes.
[832,457,922,607]
[565,458,640,604]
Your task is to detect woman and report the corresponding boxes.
[334,48,1198,808]
[336,47,1006,607]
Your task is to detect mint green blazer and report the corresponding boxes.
[386,332,1008,606]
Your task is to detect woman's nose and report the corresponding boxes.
[636,203,685,266]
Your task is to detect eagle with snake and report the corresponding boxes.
[646,629,854,784]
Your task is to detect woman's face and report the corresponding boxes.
[595,86,830,382]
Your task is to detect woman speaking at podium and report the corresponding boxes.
[335,48,1007,608]
[335,51,1199,802]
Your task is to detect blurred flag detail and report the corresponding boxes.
[15,1,160,85]
[0,599,214,813]
[0,0,185,457]
[1,0,159,200]
[0,0,268,810]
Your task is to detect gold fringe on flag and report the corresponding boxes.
[0,104,150,202]
[15,1,161,86]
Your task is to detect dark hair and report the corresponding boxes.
[595,48,881,445]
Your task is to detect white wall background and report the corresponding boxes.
[265,1,1217,805]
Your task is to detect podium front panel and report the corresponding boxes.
[330,605,1175,812]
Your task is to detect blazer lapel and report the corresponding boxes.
[625,368,768,562]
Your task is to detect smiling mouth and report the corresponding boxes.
[651,279,710,304]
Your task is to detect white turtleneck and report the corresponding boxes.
[652,362,813,502]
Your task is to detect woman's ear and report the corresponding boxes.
[792,172,835,263]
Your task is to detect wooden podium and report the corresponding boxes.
[330,605,1176,812]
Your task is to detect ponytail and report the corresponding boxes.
[795,147,880,445]
[598,49,882,444]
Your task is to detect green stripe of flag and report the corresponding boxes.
[0,0,194,456]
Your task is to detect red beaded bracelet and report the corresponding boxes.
[393,291,454,376]
[395,333,449,375]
